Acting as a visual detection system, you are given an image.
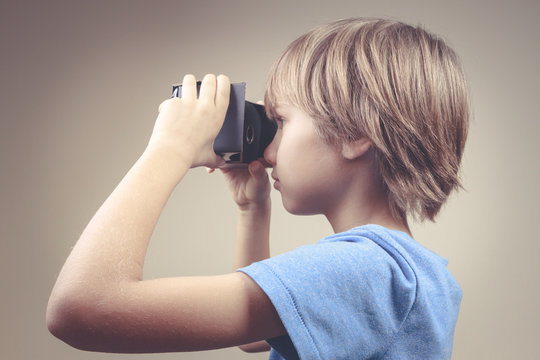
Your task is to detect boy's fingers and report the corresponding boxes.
[207,155,226,169]
[181,74,197,100]
[158,96,182,113]
[248,161,267,179]
[198,74,217,104]
[215,75,231,111]
[257,158,272,168]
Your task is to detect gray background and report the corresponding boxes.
[1,0,539,359]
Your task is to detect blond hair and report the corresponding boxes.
[265,18,469,222]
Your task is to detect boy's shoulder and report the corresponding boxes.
[240,224,461,359]
[318,224,459,294]
[320,224,443,266]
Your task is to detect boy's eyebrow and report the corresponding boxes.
[273,102,292,116]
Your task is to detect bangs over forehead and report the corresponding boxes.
[263,18,375,143]
[263,21,346,118]
[264,33,314,121]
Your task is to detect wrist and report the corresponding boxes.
[238,199,271,215]
[144,141,194,168]
[140,144,193,183]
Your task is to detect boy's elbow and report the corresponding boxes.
[238,341,271,353]
[46,289,102,351]
[46,297,74,345]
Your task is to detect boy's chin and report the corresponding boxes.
[281,197,321,216]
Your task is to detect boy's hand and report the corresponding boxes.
[221,160,271,270]
[221,161,271,211]
[147,74,230,168]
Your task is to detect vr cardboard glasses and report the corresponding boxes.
[171,82,277,168]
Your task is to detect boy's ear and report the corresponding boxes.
[341,137,371,160]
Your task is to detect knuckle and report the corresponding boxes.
[159,97,177,112]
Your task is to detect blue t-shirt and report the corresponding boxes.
[238,224,462,360]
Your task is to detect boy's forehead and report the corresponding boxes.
[273,101,294,113]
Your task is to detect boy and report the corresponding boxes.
[47,18,469,359]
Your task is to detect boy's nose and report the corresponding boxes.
[263,132,279,167]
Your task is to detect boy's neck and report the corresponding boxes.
[326,201,411,236]
[324,154,411,236]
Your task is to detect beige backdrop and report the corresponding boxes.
[1,0,539,359]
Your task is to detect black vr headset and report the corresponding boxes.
[171,82,277,168]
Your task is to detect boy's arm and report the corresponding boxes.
[222,162,272,270]
[46,74,285,352]
[221,161,274,352]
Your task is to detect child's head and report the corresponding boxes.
[264,18,469,223]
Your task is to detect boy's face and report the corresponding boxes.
[264,103,353,216]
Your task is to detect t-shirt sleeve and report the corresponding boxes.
[238,239,417,360]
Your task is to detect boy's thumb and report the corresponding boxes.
[248,161,265,178]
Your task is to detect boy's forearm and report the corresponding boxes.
[233,200,272,354]
[233,201,271,270]
[52,147,190,291]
